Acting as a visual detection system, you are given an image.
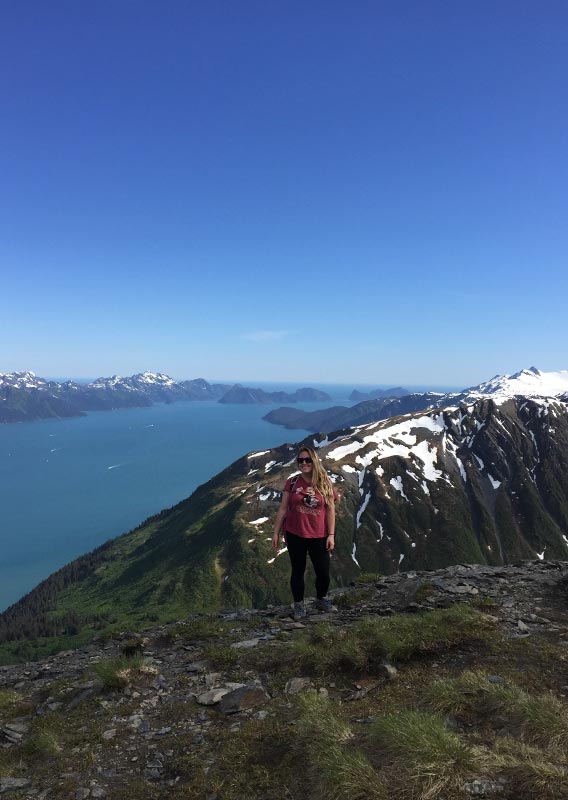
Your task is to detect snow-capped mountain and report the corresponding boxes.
[0,371,331,422]
[254,394,568,578]
[0,371,222,422]
[0,371,64,391]
[462,367,568,401]
[265,367,568,432]
[88,372,177,391]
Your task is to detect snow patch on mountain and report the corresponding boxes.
[465,367,568,401]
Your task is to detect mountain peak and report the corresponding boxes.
[467,367,568,400]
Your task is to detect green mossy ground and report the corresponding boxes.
[3,598,567,799]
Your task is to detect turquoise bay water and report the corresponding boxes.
[0,396,350,612]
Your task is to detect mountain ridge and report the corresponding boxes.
[0,371,331,423]
[2,391,568,664]
[265,367,568,431]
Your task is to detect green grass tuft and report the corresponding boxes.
[91,654,155,690]
[277,604,494,678]
[296,693,387,800]
[0,688,28,718]
[22,728,61,759]
[491,738,568,799]
[202,643,240,670]
[367,709,490,800]
[424,670,568,748]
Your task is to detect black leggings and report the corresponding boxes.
[285,531,330,602]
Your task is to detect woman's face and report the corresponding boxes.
[297,450,314,479]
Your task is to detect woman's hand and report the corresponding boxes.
[326,535,335,552]
[271,531,280,550]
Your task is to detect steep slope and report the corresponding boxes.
[1,395,568,662]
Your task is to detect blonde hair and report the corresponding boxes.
[297,446,334,506]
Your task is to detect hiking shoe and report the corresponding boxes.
[315,598,334,613]
[293,601,307,620]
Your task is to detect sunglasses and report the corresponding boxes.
[297,457,313,464]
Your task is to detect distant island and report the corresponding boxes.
[218,384,330,404]
[0,371,332,423]
[349,386,409,401]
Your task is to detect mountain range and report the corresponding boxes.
[264,367,568,431]
[0,371,332,423]
[1,366,567,663]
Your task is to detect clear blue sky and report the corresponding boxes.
[2,1,566,387]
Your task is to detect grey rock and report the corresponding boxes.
[446,584,479,595]
[230,638,261,649]
[204,672,222,686]
[67,687,94,711]
[385,578,424,606]
[152,674,168,690]
[285,677,312,695]
[463,777,506,796]
[1,721,28,744]
[219,685,269,715]
[197,687,232,705]
[0,778,31,793]
[186,661,208,673]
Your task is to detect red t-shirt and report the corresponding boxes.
[284,476,337,539]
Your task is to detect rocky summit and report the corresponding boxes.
[0,560,567,799]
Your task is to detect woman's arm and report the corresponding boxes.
[326,502,336,551]
[272,490,289,550]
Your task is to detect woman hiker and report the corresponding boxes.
[272,445,337,619]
